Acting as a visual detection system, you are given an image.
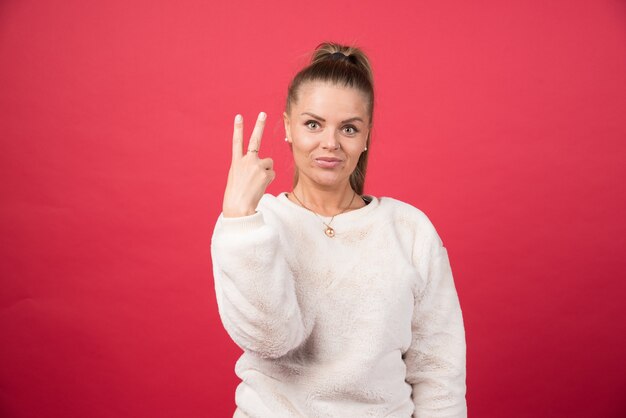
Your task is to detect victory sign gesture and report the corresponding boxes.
[222,112,276,218]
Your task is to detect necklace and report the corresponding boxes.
[290,189,357,238]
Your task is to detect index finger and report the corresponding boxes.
[232,114,243,161]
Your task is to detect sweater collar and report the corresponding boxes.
[276,191,380,225]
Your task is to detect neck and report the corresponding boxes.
[292,178,358,217]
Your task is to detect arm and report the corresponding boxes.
[405,231,467,417]
[210,209,307,359]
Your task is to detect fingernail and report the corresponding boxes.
[235,114,242,123]
[259,112,266,121]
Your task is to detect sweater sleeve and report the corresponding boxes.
[405,231,467,417]
[210,210,307,359]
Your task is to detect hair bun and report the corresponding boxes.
[328,51,357,65]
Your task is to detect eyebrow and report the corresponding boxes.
[300,112,364,124]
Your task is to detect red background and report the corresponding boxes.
[1,1,625,417]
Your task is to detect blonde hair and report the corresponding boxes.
[285,41,375,195]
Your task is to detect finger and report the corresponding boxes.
[266,169,276,184]
[247,111,266,154]
[232,114,243,161]
[259,157,273,170]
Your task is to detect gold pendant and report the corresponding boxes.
[324,226,335,238]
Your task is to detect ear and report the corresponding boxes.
[283,111,292,143]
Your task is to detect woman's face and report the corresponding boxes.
[283,81,370,191]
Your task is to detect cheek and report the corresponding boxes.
[344,141,366,157]
[292,132,318,152]
[290,140,312,163]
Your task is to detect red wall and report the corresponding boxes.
[1,1,625,417]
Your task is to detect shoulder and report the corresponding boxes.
[377,196,444,247]
[375,197,450,277]
[378,196,436,228]
[255,192,301,222]
[212,193,283,233]
[257,192,285,212]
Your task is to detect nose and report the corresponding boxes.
[321,130,340,150]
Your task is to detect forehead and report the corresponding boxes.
[295,81,369,117]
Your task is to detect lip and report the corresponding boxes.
[314,157,343,169]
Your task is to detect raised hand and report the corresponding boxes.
[222,112,276,218]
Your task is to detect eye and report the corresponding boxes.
[305,120,320,130]
[343,125,359,135]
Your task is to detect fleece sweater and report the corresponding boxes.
[210,192,467,418]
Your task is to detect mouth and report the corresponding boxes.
[314,157,343,169]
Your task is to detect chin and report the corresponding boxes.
[296,162,351,188]
[308,172,346,188]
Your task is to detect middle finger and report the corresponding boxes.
[247,111,266,154]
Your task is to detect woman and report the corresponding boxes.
[211,42,467,417]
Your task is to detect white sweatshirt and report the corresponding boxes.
[211,192,467,418]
